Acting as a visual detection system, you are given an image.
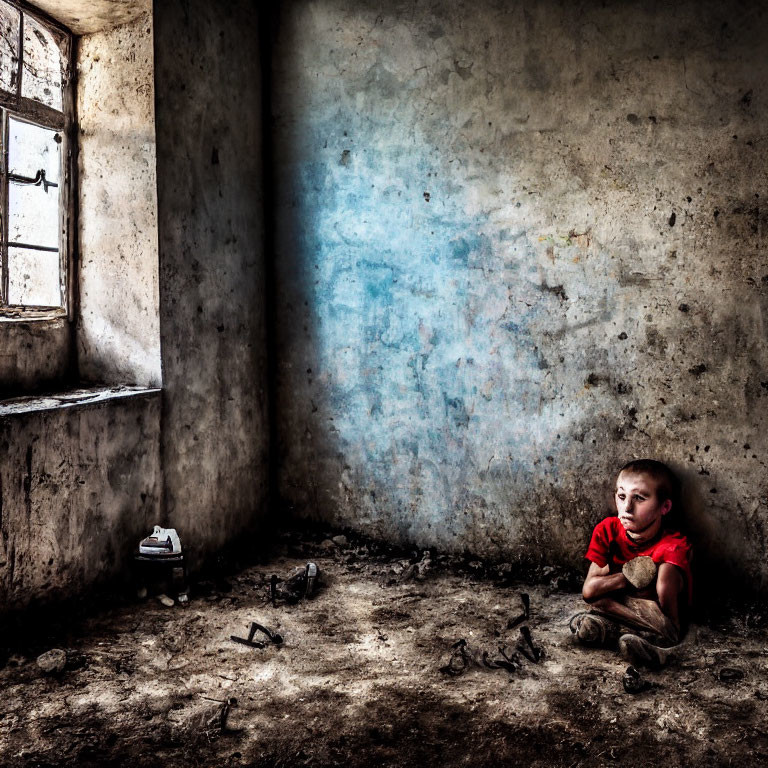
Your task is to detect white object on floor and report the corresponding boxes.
[139,526,182,556]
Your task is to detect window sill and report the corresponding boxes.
[0,385,161,416]
[0,307,68,322]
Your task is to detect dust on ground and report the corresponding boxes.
[1,529,767,767]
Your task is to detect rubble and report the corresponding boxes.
[268,562,321,605]
[622,665,654,694]
[1,527,765,767]
[36,648,66,674]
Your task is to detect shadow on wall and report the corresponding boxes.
[678,463,768,599]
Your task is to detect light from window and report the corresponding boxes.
[0,1,71,317]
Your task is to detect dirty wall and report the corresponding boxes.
[154,0,270,568]
[0,392,161,611]
[272,0,768,588]
[0,7,164,613]
[0,0,271,613]
[78,10,162,388]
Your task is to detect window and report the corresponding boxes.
[0,1,72,318]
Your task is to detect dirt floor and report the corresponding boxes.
[1,529,767,768]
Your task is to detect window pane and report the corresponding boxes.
[8,246,60,306]
[8,117,60,249]
[22,14,62,110]
[0,3,19,95]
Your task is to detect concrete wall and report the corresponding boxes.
[0,320,70,395]
[78,8,162,388]
[0,0,271,613]
[0,5,166,616]
[0,390,161,611]
[273,0,768,587]
[154,0,270,568]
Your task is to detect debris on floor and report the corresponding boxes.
[135,525,189,604]
[440,591,542,674]
[506,592,530,629]
[518,624,542,663]
[379,550,433,586]
[269,561,320,605]
[36,647,67,674]
[440,639,521,676]
[622,665,654,694]
[230,621,284,649]
[1,527,768,767]
[718,666,745,683]
[200,696,238,741]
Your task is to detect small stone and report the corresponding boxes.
[320,539,336,549]
[415,551,432,579]
[157,594,175,607]
[623,665,651,694]
[622,556,657,589]
[37,648,66,674]
[136,586,148,599]
[718,667,745,683]
[331,535,348,548]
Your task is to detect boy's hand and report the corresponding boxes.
[622,556,657,589]
[582,561,629,601]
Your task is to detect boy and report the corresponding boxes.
[570,459,692,668]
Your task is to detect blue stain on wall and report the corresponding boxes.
[275,106,560,554]
[271,2,598,562]
[452,237,471,265]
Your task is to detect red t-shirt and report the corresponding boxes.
[585,516,693,604]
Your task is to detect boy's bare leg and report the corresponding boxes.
[586,563,685,647]
[588,596,679,645]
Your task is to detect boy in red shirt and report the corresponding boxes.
[570,459,693,668]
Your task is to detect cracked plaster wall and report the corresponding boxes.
[273,0,768,589]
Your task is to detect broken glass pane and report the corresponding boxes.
[8,246,60,306]
[8,116,60,249]
[0,2,19,96]
[22,14,62,110]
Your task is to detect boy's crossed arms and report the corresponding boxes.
[571,459,692,668]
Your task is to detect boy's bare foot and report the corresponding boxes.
[570,612,620,648]
[618,633,672,670]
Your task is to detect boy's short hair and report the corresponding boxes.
[618,459,680,506]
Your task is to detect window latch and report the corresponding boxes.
[8,168,58,193]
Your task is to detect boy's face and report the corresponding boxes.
[614,470,672,540]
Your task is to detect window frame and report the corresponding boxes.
[0,0,74,321]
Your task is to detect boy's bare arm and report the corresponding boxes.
[582,561,629,601]
[656,562,684,630]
